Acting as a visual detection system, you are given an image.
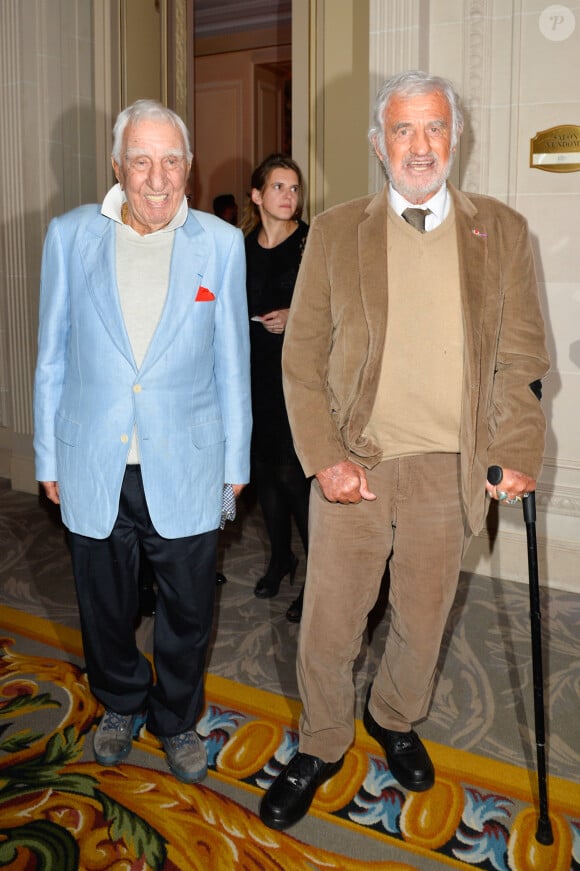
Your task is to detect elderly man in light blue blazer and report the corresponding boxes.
[33,100,251,784]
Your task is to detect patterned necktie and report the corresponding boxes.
[402,207,431,233]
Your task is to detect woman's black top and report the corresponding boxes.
[245,220,309,464]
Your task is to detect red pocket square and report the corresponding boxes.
[195,286,215,301]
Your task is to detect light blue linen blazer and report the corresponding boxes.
[33,205,252,539]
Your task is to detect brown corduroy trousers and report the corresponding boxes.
[297,453,469,761]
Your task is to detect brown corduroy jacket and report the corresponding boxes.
[282,183,550,535]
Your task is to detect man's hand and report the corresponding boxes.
[41,481,60,504]
[231,484,245,499]
[486,467,535,502]
[316,460,377,504]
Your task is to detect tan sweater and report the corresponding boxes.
[364,203,464,460]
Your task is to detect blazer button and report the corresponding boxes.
[121,434,129,443]
[133,384,142,393]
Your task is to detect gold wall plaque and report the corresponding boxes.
[530,125,580,172]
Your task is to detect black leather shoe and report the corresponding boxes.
[259,752,344,830]
[363,704,434,792]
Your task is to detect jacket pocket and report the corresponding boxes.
[55,413,80,446]
[190,419,225,448]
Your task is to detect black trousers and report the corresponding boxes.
[68,465,218,737]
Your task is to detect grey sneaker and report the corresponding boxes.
[161,730,208,783]
[93,710,146,765]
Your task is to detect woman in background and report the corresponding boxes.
[241,154,310,622]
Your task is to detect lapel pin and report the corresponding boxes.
[472,228,488,237]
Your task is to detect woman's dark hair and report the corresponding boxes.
[240,153,304,235]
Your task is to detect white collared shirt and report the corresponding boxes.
[389,183,450,232]
[101,182,189,232]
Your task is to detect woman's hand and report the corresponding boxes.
[260,309,290,334]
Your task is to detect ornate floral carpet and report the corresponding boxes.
[1,604,578,871]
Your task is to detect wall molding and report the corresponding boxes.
[460,0,492,193]
[368,0,428,193]
[537,488,580,517]
[463,526,580,594]
[0,0,34,438]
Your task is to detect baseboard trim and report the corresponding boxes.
[0,446,10,480]
[8,455,37,495]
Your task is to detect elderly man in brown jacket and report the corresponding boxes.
[259,70,550,832]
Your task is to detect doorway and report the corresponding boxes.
[192,1,292,216]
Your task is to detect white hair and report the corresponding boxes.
[112,99,192,164]
[369,70,464,158]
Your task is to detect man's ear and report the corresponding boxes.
[111,157,121,185]
[371,134,384,164]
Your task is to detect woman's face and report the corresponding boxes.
[251,168,300,222]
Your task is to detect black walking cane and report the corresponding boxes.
[487,465,554,845]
